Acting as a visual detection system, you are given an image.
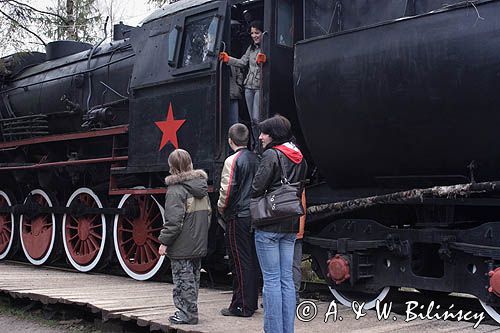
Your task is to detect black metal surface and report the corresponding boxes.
[0,40,134,125]
[305,218,500,306]
[127,1,228,182]
[45,41,92,61]
[295,1,500,189]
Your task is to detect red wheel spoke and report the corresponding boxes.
[146,212,162,227]
[116,194,165,277]
[122,217,134,226]
[133,246,140,262]
[89,223,102,229]
[42,223,53,229]
[81,194,91,206]
[147,235,161,244]
[74,239,81,252]
[125,243,137,258]
[145,241,159,259]
[67,225,78,230]
[121,237,134,246]
[79,240,85,254]
[89,215,99,224]
[88,235,99,251]
[87,240,94,254]
[3,226,11,233]
[69,233,79,241]
[135,246,142,264]
[141,246,149,263]
[138,197,147,218]
[145,199,154,221]
[143,245,154,262]
[89,231,102,240]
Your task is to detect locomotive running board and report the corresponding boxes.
[0,125,128,150]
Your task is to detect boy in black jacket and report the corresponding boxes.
[218,123,260,317]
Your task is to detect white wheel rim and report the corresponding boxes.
[19,189,56,265]
[330,286,391,310]
[62,188,106,272]
[113,192,165,280]
[0,190,14,260]
[479,299,500,324]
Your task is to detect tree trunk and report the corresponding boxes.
[66,0,76,40]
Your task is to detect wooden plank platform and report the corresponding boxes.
[0,262,497,332]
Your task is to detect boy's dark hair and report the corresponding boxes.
[228,123,249,146]
[258,114,292,144]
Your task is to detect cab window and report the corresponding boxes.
[277,0,293,47]
[180,13,220,67]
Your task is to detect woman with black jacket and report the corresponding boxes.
[251,115,307,333]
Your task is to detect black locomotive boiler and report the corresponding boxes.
[0,0,499,323]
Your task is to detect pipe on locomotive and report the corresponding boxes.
[86,16,110,112]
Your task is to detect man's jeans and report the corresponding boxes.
[255,230,296,333]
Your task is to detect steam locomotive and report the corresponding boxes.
[0,0,499,323]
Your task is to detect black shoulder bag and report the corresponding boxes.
[250,150,304,225]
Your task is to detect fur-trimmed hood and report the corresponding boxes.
[165,169,208,198]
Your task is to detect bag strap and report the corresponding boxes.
[273,149,290,184]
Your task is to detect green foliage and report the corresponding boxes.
[41,0,103,43]
[0,0,103,56]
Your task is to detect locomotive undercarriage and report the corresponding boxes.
[305,196,500,321]
[0,127,226,282]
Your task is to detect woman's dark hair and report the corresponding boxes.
[259,114,293,146]
[250,20,263,33]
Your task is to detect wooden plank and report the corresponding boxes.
[1,262,498,333]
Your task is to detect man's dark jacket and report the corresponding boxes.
[218,148,259,220]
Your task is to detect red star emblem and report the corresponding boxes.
[154,103,186,151]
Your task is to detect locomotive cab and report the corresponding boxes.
[126,0,305,186]
[225,0,304,147]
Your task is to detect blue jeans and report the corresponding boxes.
[255,230,296,333]
[292,239,303,304]
[244,89,260,149]
[229,99,239,127]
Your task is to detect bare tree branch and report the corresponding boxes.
[0,9,46,46]
[5,0,69,24]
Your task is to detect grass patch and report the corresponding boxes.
[0,297,98,333]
